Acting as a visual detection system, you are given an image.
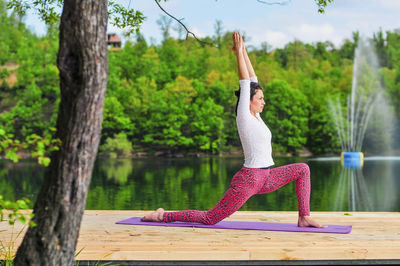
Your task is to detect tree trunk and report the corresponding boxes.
[14,1,108,265]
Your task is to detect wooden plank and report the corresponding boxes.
[250,247,400,260]
[76,251,251,260]
[1,211,400,261]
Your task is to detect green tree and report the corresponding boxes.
[386,31,400,69]
[142,76,196,153]
[338,31,359,60]
[102,95,134,140]
[263,80,310,154]
[300,78,340,154]
[189,97,225,153]
[100,132,133,158]
[373,29,388,67]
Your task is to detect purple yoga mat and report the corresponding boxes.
[116,217,352,234]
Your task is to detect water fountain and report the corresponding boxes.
[324,37,399,211]
[329,37,395,169]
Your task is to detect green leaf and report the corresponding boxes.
[6,150,20,163]
[41,157,51,167]
[18,216,27,224]
[17,200,29,209]
[29,220,37,227]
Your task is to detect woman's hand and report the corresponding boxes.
[233,31,249,80]
[232,32,243,54]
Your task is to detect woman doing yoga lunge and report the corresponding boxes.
[142,32,326,228]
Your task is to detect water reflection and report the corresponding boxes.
[99,159,133,185]
[311,157,400,212]
[333,168,373,211]
[1,157,399,211]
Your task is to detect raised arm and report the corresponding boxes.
[242,43,256,79]
[233,32,253,119]
[233,32,249,80]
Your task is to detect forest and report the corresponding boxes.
[1,0,400,158]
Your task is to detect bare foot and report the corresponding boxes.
[298,216,328,228]
[141,208,165,222]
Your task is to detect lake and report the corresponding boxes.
[1,156,399,212]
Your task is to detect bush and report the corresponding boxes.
[100,133,133,158]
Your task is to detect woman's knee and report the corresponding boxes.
[203,213,222,225]
[297,163,310,177]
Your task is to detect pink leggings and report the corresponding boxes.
[163,163,311,225]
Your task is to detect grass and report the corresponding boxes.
[75,247,114,266]
[0,224,25,266]
[0,243,114,266]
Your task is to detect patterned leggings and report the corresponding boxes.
[163,163,311,225]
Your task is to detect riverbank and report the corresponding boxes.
[98,145,316,159]
[1,145,317,161]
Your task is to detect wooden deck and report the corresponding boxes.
[1,211,400,262]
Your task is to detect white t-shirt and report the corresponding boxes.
[236,77,274,168]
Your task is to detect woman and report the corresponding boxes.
[142,32,326,228]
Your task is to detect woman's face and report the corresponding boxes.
[250,90,265,114]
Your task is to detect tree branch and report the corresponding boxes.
[154,0,215,47]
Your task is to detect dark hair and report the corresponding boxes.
[235,82,263,116]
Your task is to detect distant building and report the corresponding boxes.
[107,33,121,49]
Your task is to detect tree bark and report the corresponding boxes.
[14,1,108,265]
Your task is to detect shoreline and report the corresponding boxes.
[4,147,398,161]
[1,146,320,160]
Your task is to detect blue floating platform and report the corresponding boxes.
[341,152,364,169]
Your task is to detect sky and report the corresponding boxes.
[24,0,400,49]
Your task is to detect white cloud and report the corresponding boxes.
[293,23,334,39]
[256,29,290,48]
[379,0,400,9]
[249,23,343,49]
[287,23,342,47]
